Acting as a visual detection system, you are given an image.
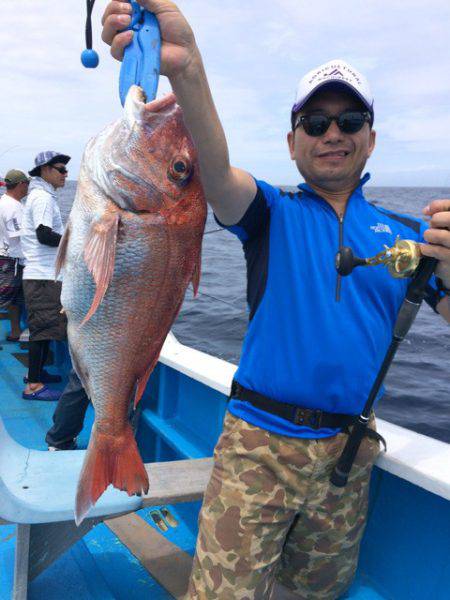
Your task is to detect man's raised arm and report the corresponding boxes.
[102,0,257,225]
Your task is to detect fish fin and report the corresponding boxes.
[134,358,158,409]
[55,222,71,279]
[75,424,149,526]
[82,212,120,325]
[191,254,201,297]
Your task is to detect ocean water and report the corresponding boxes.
[59,182,450,444]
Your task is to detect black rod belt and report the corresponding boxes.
[231,381,358,430]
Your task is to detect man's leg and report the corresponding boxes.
[22,279,66,399]
[22,280,44,392]
[187,413,316,600]
[45,369,90,449]
[275,430,380,599]
[22,339,62,399]
[26,340,46,391]
[39,340,50,371]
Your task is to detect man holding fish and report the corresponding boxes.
[102,1,450,598]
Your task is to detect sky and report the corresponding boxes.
[1,0,450,187]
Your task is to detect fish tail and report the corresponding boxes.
[75,424,149,525]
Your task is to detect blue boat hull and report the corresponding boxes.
[0,328,448,599]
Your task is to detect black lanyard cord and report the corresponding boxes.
[85,0,96,50]
[81,0,99,67]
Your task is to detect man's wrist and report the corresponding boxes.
[170,47,204,88]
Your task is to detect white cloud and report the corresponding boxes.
[0,0,449,186]
[378,109,450,147]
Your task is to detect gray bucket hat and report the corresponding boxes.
[29,151,71,177]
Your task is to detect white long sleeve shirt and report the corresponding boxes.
[0,193,24,261]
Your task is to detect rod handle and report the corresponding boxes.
[330,419,368,487]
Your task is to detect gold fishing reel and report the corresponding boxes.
[336,236,422,279]
[365,237,421,278]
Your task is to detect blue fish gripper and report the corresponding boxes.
[119,2,161,106]
[80,0,161,106]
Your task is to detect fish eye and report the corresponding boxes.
[168,156,192,184]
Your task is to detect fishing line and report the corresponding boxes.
[195,227,246,312]
[194,290,246,313]
[204,227,225,235]
[0,146,21,161]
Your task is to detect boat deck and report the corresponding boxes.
[0,315,394,599]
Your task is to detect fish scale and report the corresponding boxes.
[58,86,206,524]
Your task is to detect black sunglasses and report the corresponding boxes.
[50,165,68,175]
[294,110,371,137]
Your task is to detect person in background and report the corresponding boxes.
[103,2,450,598]
[0,169,29,341]
[45,368,90,450]
[21,151,70,401]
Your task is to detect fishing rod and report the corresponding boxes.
[330,237,438,487]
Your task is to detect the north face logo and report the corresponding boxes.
[370,223,392,234]
[328,69,344,77]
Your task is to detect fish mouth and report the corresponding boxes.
[126,85,177,121]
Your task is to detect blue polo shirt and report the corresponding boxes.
[217,174,443,438]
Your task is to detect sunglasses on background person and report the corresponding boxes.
[293,110,372,137]
[49,165,68,175]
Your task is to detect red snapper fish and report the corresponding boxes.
[57,86,206,525]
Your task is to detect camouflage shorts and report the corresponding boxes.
[187,412,380,600]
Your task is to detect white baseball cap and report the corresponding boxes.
[292,59,374,122]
